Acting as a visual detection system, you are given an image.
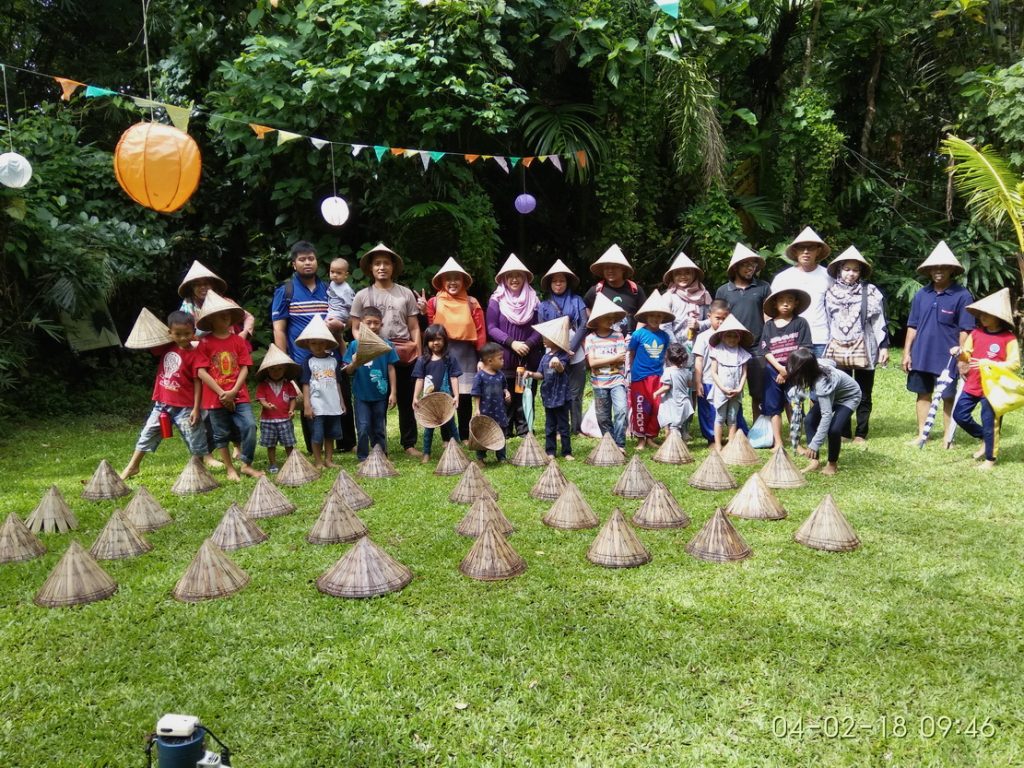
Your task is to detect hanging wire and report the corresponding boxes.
[2,64,14,151]
[140,0,155,119]
[329,142,338,197]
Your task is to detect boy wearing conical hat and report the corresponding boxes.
[584,294,629,449]
[300,314,348,468]
[903,242,974,445]
[770,227,834,356]
[629,291,673,449]
[525,317,574,461]
[255,344,301,473]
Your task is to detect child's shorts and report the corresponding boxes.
[311,414,343,445]
[260,418,296,448]
[135,403,208,456]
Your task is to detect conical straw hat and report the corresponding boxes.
[276,449,321,487]
[172,456,220,495]
[759,448,806,489]
[794,494,860,552]
[762,286,812,318]
[359,242,405,278]
[611,454,657,498]
[688,450,737,490]
[243,475,296,519]
[652,429,693,464]
[211,503,268,551]
[353,322,392,365]
[917,240,964,276]
[435,439,470,476]
[82,459,131,501]
[785,226,831,260]
[307,493,368,545]
[0,513,46,564]
[331,469,374,510]
[542,482,599,530]
[456,495,515,538]
[89,509,152,560]
[172,539,249,602]
[34,540,118,607]
[708,314,755,349]
[195,289,245,332]
[590,243,634,278]
[467,414,505,452]
[415,392,456,429]
[295,313,338,350]
[26,486,78,533]
[966,288,1013,326]
[124,308,171,350]
[632,482,690,529]
[726,243,765,278]
[459,521,527,581]
[540,259,580,292]
[685,508,753,563]
[585,432,626,466]
[826,245,873,280]
[586,292,628,329]
[587,509,651,568]
[663,250,704,286]
[177,260,227,299]
[511,431,548,467]
[431,257,474,291]
[357,445,399,479]
[725,473,787,520]
[495,253,534,283]
[531,316,571,353]
[530,459,568,501]
[317,536,413,598]
[449,461,498,504]
[633,289,673,325]
[256,343,301,381]
[123,486,172,532]
[719,430,760,466]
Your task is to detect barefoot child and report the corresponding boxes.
[584,293,628,450]
[342,306,398,462]
[412,324,462,463]
[629,290,673,450]
[655,342,693,436]
[298,315,345,468]
[471,342,512,463]
[760,288,813,449]
[526,316,574,460]
[255,344,301,473]
[708,316,753,452]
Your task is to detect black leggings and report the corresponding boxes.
[804,404,855,464]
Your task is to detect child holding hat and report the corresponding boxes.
[526,316,574,460]
[537,259,589,436]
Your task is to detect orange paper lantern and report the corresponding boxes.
[113,122,201,213]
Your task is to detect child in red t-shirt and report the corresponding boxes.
[255,344,301,473]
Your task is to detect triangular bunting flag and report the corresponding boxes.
[656,0,680,17]
[465,154,480,164]
[403,149,419,158]
[250,124,274,140]
[522,156,534,167]
[494,156,509,173]
[310,137,329,150]
[575,150,588,168]
[85,86,118,98]
[277,130,302,146]
[54,77,84,101]
[549,156,563,172]
[390,147,406,156]
[352,144,367,156]
[509,156,521,167]
[373,145,388,160]
[420,153,431,171]
[131,96,162,110]
[165,104,191,133]
[430,151,445,163]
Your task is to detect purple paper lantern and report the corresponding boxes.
[514,193,537,215]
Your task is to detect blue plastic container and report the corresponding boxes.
[157,726,205,768]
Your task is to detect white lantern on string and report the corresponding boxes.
[321,196,350,227]
[0,152,32,188]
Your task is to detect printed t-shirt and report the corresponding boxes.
[963,328,1019,396]
[584,332,626,389]
[629,326,670,380]
[471,369,509,427]
[301,353,343,416]
[255,379,299,420]
[760,316,813,366]
[343,340,399,402]
[151,342,205,408]
[412,355,464,395]
[771,266,833,345]
[198,333,252,410]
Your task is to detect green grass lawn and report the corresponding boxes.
[1,362,1022,767]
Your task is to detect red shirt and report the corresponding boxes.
[198,333,252,409]
[964,328,1017,396]
[255,379,299,420]
[151,342,205,408]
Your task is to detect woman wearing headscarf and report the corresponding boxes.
[536,260,589,435]
[178,260,255,344]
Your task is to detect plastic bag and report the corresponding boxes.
[747,414,774,449]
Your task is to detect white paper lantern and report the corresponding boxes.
[321,196,350,227]
[0,152,33,188]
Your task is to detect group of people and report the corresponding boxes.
[122,228,1020,481]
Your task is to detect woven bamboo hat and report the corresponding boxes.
[540,259,580,292]
[82,459,131,501]
[295,313,338,350]
[178,260,227,299]
[276,448,321,487]
[612,454,657,499]
[257,343,301,381]
[35,540,118,607]
[686,508,752,563]
[0,512,46,564]
[467,414,506,452]
[358,445,399,479]
[450,461,498,504]
[511,431,549,467]
[726,243,765,279]
[663,250,704,287]
[495,253,533,283]
[720,430,760,466]
[307,493,368,545]
[125,308,171,350]
[585,431,626,466]
[360,242,404,278]
[243,475,296,519]
[587,509,651,568]
[590,243,634,279]
[415,392,456,429]
[195,289,245,332]
[172,456,220,495]
[27,486,78,533]
[123,486,172,532]
[542,482,599,530]
[827,245,873,280]
[794,494,860,552]
[785,226,831,261]
[317,536,413,598]
[456,495,515,538]
[532,316,571,353]
[762,287,811,319]
[652,429,693,464]
[331,469,374,510]
[431,257,473,291]
[725,472,787,520]
[353,322,392,365]
[633,289,674,326]
[530,458,568,501]
[917,240,964,277]
[708,314,755,349]
[688,449,738,491]
[90,509,152,560]
[759,448,807,489]
[211,503,269,551]
[967,287,1013,326]
[632,482,690,530]
[586,292,628,329]
[459,521,526,581]
[173,539,249,602]
[435,439,470,476]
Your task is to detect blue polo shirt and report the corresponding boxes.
[271,274,329,365]
[906,282,974,375]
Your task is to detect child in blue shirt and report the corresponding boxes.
[629,290,672,449]
[526,317,573,460]
[471,342,511,463]
[342,307,398,460]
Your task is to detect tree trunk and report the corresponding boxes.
[860,43,884,157]
[802,0,823,84]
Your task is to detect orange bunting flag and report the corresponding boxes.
[522,157,535,167]
[464,154,480,164]
[250,124,275,140]
[54,78,84,101]
[390,147,406,156]
[575,150,588,169]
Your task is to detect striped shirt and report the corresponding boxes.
[272,274,329,365]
